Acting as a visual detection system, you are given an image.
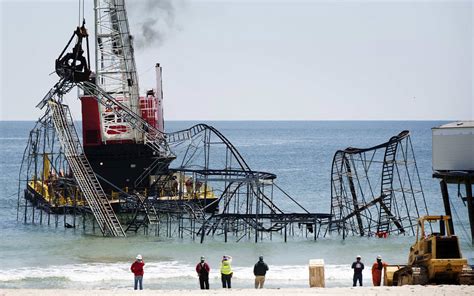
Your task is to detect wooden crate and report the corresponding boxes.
[309,259,325,287]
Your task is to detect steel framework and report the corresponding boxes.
[17,113,88,228]
[327,130,429,238]
[159,124,331,242]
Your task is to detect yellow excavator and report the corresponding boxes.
[384,216,474,286]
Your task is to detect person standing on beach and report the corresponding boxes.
[351,255,364,287]
[253,255,269,289]
[371,255,387,286]
[196,256,211,289]
[130,254,145,290]
[220,255,233,288]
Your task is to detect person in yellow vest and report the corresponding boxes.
[220,255,233,288]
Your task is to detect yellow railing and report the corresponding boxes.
[28,180,85,207]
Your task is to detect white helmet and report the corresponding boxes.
[377,255,382,260]
[136,254,143,260]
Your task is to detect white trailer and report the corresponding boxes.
[432,121,474,172]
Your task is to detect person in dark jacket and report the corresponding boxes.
[351,255,364,286]
[130,254,145,290]
[196,256,211,289]
[253,256,269,288]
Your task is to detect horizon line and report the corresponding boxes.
[0,119,467,122]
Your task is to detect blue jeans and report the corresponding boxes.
[221,273,232,288]
[134,276,143,290]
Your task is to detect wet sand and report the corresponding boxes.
[1,286,473,296]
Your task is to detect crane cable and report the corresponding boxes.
[78,0,85,26]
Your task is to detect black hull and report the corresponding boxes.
[84,143,173,192]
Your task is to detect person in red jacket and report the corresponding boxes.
[196,256,211,289]
[371,255,387,286]
[131,254,145,290]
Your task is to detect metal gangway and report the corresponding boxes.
[49,100,126,237]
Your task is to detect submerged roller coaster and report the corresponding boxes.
[17,0,428,242]
[327,131,430,238]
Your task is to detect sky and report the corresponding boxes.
[0,0,472,121]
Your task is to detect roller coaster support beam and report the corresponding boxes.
[345,159,364,236]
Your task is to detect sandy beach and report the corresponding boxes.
[1,286,474,296]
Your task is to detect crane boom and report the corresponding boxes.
[94,0,141,142]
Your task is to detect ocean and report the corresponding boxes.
[0,120,473,289]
